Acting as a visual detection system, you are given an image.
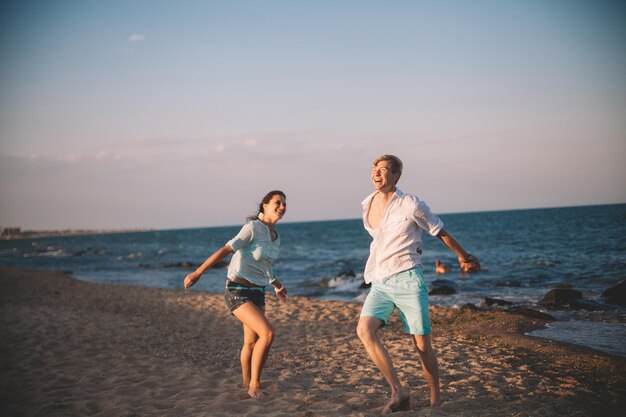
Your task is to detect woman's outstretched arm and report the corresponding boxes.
[183,245,234,290]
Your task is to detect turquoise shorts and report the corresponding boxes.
[360,267,431,335]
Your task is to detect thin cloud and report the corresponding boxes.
[243,138,258,148]
[128,34,145,43]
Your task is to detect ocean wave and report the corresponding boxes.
[118,252,144,260]
[23,246,67,257]
[312,270,370,301]
[0,248,19,256]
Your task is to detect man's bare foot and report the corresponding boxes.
[248,384,264,398]
[430,398,443,407]
[381,389,411,414]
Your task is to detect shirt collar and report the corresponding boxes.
[361,188,404,207]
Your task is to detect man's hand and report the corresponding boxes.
[459,255,481,272]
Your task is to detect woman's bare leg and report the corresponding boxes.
[233,302,274,398]
[240,323,258,387]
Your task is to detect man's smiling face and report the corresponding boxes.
[371,160,399,192]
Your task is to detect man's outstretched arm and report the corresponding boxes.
[436,228,481,272]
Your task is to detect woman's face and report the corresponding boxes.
[263,194,287,222]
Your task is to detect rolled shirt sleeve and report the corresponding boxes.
[410,196,444,237]
[227,222,254,252]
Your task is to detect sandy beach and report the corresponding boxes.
[0,266,624,417]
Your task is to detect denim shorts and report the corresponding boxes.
[224,280,265,313]
[360,267,431,335]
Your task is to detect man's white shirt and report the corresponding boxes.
[361,188,444,284]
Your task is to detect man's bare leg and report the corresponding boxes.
[413,334,441,406]
[357,316,411,414]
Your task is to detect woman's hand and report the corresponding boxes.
[184,271,200,291]
[274,284,288,299]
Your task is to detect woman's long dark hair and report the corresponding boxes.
[247,190,286,221]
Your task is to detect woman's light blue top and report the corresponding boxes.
[226,220,280,286]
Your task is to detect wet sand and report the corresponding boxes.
[1,266,624,416]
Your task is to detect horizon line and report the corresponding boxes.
[3,201,624,236]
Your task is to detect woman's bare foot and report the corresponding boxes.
[248,383,264,398]
[241,379,250,388]
[381,389,411,414]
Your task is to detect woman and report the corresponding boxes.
[183,190,288,398]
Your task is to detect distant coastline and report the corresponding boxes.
[0,228,153,240]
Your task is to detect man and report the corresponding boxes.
[357,154,481,413]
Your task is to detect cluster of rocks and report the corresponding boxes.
[538,288,600,311]
[601,280,626,306]
[428,279,457,295]
[429,278,626,320]
[533,280,625,311]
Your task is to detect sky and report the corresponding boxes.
[1,0,625,230]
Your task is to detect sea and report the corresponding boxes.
[2,204,625,357]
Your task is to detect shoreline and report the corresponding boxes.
[1,266,624,416]
[67,269,626,359]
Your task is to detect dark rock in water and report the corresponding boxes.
[432,279,456,286]
[506,307,555,321]
[317,277,331,288]
[160,261,196,269]
[569,299,610,311]
[428,286,456,295]
[74,247,101,256]
[538,288,612,311]
[479,297,513,307]
[318,269,364,289]
[494,280,522,288]
[551,283,574,289]
[460,303,478,312]
[539,288,583,308]
[602,280,626,306]
[335,269,370,288]
[429,279,457,295]
[337,269,356,278]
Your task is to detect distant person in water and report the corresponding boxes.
[357,155,481,413]
[183,190,288,398]
[435,259,450,274]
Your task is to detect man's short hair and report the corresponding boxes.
[373,155,403,180]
